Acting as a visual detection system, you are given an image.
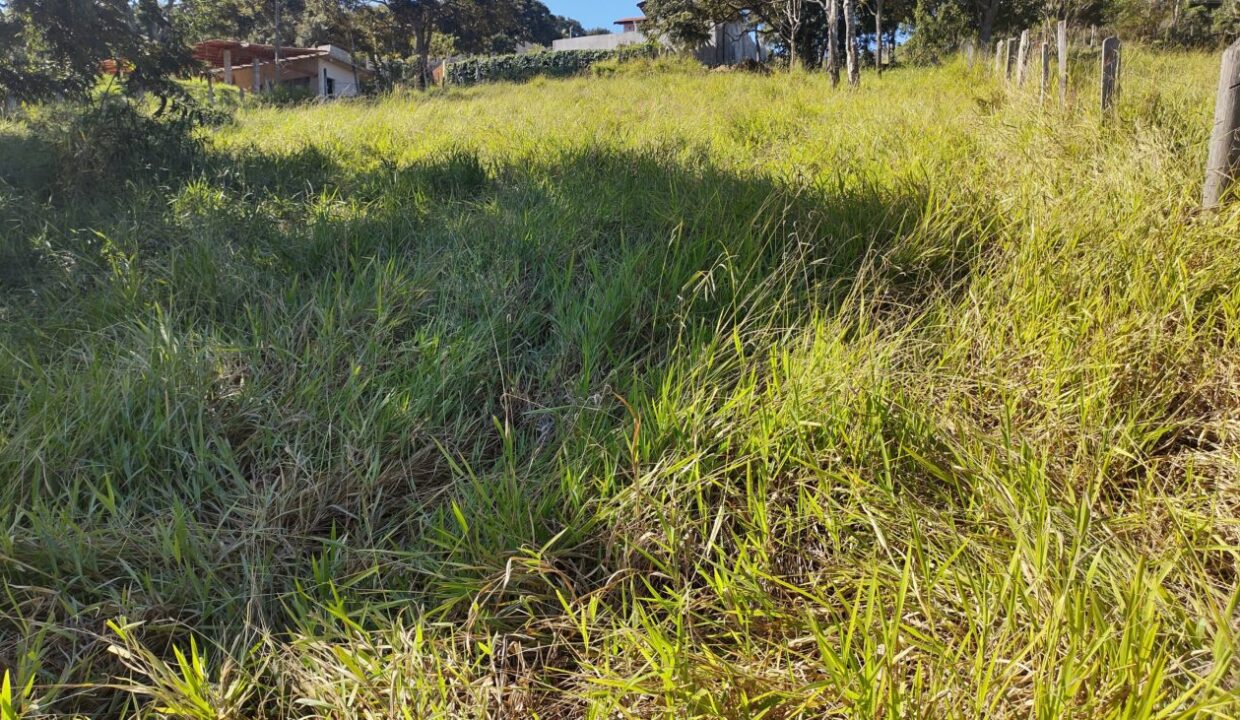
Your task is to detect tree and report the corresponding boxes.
[452,0,575,53]
[817,0,840,84]
[642,0,739,48]
[903,0,969,63]
[843,0,859,84]
[372,0,573,86]
[644,0,827,67]
[1106,0,1236,46]
[779,0,807,68]
[555,15,586,37]
[874,0,883,74]
[0,0,195,102]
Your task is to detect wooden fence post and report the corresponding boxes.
[1041,42,1050,103]
[1204,39,1240,208]
[995,40,1005,77]
[1016,30,1030,86]
[1006,38,1018,81]
[1101,37,1121,117]
[965,39,975,70]
[1057,21,1068,106]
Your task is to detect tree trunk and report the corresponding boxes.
[875,0,883,76]
[826,0,841,87]
[273,0,282,86]
[980,0,1000,46]
[785,0,801,71]
[414,23,432,90]
[843,0,859,86]
[349,31,361,91]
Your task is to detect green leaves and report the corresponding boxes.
[446,45,659,86]
[1,0,195,102]
[0,670,30,720]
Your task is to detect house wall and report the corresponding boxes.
[229,64,259,91]
[223,57,362,97]
[549,25,762,67]
[695,23,765,66]
[226,61,302,92]
[552,31,647,52]
[317,58,362,97]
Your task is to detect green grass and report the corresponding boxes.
[1,49,1239,718]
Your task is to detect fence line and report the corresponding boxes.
[975,26,1236,208]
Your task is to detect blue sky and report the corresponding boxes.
[545,1,643,31]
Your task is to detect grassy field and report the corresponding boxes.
[2,49,1239,718]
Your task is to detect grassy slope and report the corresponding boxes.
[2,50,1239,718]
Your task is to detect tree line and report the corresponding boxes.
[2,0,1237,104]
[0,0,597,101]
[643,0,1240,72]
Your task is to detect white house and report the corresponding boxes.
[696,22,767,66]
[550,6,765,66]
[194,40,371,98]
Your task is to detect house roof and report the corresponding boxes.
[192,40,369,74]
[206,55,324,80]
[614,17,646,25]
[194,40,322,68]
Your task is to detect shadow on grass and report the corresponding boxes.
[0,130,998,717]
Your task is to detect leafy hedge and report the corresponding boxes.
[446,45,659,86]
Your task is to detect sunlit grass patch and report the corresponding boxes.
[1,50,1238,718]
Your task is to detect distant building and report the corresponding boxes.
[549,4,765,66]
[193,40,371,98]
[696,23,767,66]
[615,16,646,33]
[552,27,643,53]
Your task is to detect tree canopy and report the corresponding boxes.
[0,0,195,101]
[0,0,588,100]
[642,0,1240,69]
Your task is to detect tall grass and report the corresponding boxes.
[1,49,1238,718]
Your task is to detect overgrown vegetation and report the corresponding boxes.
[2,49,1239,718]
[446,44,660,85]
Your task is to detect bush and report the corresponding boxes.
[447,44,660,86]
[259,83,320,107]
[370,56,424,92]
[5,101,202,198]
[902,0,971,65]
[590,53,705,77]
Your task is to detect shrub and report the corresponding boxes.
[590,53,705,77]
[902,0,971,65]
[446,44,660,86]
[6,101,202,198]
[258,83,320,107]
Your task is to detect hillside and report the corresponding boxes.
[2,51,1239,718]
